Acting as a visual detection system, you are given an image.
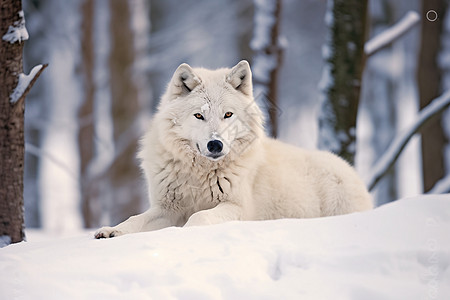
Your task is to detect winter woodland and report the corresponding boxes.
[1,0,450,298]
[0,0,449,236]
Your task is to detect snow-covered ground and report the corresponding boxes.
[1,194,449,299]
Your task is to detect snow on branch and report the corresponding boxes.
[2,11,29,44]
[366,89,450,191]
[10,64,48,105]
[365,11,420,56]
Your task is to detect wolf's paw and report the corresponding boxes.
[184,211,213,227]
[94,227,124,239]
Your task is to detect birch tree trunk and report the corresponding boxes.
[418,0,448,192]
[318,0,368,165]
[0,0,45,244]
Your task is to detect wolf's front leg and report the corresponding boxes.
[94,208,179,239]
[184,202,243,227]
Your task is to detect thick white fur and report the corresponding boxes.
[95,60,372,239]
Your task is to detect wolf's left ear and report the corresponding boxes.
[170,63,201,97]
[227,60,252,96]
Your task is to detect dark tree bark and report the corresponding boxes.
[0,0,45,244]
[318,0,368,165]
[251,0,283,138]
[79,0,97,228]
[0,0,26,245]
[417,0,448,192]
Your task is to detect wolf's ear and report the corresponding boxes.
[170,63,201,97]
[226,60,252,96]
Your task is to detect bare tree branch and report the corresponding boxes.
[367,90,450,191]
[11,63,48,107]
[365,11,420,57]
[25,142,78,181]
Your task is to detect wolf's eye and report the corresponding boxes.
[224,112,233,119]
[194,113,204,120]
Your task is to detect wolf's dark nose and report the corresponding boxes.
[207,140,223,153]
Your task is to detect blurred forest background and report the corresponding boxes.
[20,0,450,232]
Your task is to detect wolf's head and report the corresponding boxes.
[156,60,264,163]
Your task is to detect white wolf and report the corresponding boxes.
[95,60,372,239]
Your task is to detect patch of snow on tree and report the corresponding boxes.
[250,0,277,51]
[252,54,277,84]
[9,64,43,104]
[251,0,280,88]
[317,61,338,153]
[2,10,29,44]
[324,0,333,27]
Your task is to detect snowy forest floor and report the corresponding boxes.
[1,194,449,300]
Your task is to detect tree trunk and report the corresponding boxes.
[417,0,448,192]
[107,0,143,224]
[318,0,368,165]
[365,0,397,205]
[79,0,97,228]
[0,0,26,244]
[441,2,450,191]
[251,0,283,138]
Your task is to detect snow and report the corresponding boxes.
[250,0,277,51]
[324,0,333,27]
[2,10,29,44]
[252,53,277,84]
[1,195,449,299]
[9,64,43,104]
[251,0,281,94]
[365,11,420,56]
[0,236,11,248]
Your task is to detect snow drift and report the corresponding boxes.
[0,194,449,299]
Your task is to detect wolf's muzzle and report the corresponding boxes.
[207,140,223,154]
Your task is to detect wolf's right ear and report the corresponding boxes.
[169,63,201,98]
[226,60,252,96]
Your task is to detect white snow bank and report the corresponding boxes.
[1,195,449,299]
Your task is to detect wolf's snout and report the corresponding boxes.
[207,140,223,154]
